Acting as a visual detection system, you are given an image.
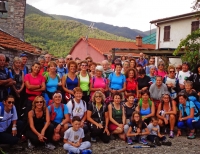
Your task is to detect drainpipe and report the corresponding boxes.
[155,23,160,50]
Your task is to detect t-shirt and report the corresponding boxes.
[178,71,191,85]
[155,70,167,79]
[149,83,168,100]
[137,75,151,90]
[48,104,68,124]
[24,73,45,101]
[0,68,10,101]
[129,121,147,133]
[57,67,67,79]
[90,77,107,97]
[147,74,156,84]
[147,123,160,135]
[123,103,137,119]
[136,59,148,67]
[22,66,29,76]
[87,103,108,123]
[64,127,84,143]
[108,73,126,90]
[0,105,17,132]
[46,76,59,93]
[67,99,87,119]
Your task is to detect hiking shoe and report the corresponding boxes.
[45,143,55,150]
[162,141,172,146]
[91,137,96,142]
[28,139,35,149]
[154,137,161,146]
[187,133,196,139]
[169,131,174,138]
[81,149,92,154]
[110,134,116,140]
[127,138,133,145]
[140,138,148,145]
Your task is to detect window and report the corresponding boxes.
[0,1,8,18]
[191,21,199,32]
[164,26,170,42]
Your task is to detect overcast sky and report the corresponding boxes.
[27,0,194,31]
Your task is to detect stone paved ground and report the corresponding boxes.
[2,135,200,154]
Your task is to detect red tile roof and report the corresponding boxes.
[0,29,42,54]
[70,37,155,55]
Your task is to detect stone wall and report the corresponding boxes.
[0,49,39,70]
[0,0,26,40]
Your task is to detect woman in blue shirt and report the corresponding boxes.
[48,91,69,141]
[43,61,61,105]
[108,63,126,98]
[177,93,200,139]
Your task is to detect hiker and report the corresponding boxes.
[156,92,177,138]
[26,96,55,149]
[48,91,69,141]
[24,62,45,120]
[123,95,138,144]
[108,93,126,140]
[67,87,88,134]
[126,111,150,145]
[43,61,61,104]
[177,93,200,139]
[136,90,155,125]
[90,65,108,99]
[63,116,92,154]
[0,95,23,145]
[87,91,110,143]
[62,61,79,103]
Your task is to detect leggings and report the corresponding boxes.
[177,118,200,130]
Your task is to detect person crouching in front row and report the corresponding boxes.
[126,111,149,145]
[63,116,92,154]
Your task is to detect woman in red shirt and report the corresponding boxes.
[24,62,46,120]
[125,68,138,99]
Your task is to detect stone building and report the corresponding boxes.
[0,0,26,40]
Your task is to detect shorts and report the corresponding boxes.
[108,123,118,132]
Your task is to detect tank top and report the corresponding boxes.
[79,73,89,91]
[66,76,79,90]
[140,107,151,116]
[112,103,123,123]
[32,110,46,131]
[46,76,59,93]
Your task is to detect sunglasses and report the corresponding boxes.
[67,58,72,60]
[87,60,92,62]
[95,96,102,98]
[8,101,15,105]
[81,65,88,67]
[169,71,175,73]
[35,101,43,104]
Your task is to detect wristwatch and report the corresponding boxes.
[60,122,63,126]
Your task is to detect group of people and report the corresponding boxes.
[0,52,200,154]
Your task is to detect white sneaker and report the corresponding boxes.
[45,143,55,150]
[28,139,35,149]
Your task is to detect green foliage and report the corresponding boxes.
[173,29,200,71]
[24,14,133,57]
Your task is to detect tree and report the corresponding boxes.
[173,29,200,71]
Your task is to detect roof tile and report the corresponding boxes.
[0,29,42,54]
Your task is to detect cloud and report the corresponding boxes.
[27,0,194,31]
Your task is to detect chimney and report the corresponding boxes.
[136,35,143,47]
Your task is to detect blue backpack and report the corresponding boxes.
[188,96,200,116]
[0,102,14,121]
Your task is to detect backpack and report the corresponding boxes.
[71,98,86,111]
[139,98,152,108]
[188,96,200,116]
[44,72,60,83]
[49,103,65,121]
[0,102,14,121]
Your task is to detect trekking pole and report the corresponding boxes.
[133,144,156,148]
[0,147,6,154]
